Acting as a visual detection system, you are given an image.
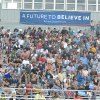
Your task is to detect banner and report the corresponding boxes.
[20,10,91,26]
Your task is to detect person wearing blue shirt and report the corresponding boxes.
[77,71,85,86]
[4,70,11,79]
[74,37,80,44]
[86,42,91,50]
[80,54,89,70]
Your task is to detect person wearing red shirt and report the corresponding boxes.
[38,55,46,63]
[26,82,33,95]
[74,93,83,100]
[37,39,42,49]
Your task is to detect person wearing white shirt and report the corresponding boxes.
[66,64,76,74]
[22,59,30,66]
[18,38,24,46]
[63,41,68,49]
[97,52,100,59]
[82,67,88,77]
[63,57,70,65]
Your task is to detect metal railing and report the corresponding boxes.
[0,88,100,100]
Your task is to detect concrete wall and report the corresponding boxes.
[0,9,100,31]
[0,3,1,22]
[91,12,100,22]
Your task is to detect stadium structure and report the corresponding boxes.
[0,0,100,29]
[0,0,100,100]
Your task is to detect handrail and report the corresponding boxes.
[0,96,100,100]
[0,87,100,100]
[0,87,100,92]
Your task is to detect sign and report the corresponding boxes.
[20,11,91,26]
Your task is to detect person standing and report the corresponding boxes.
[90,92,96,100]
[90,20,95,32]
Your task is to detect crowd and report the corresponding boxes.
[0,26,100,100]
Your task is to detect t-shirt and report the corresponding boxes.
[4,72,10,79]
[39,57,46,63]
[37,43,42,49]
[18,39,24,46]
[89,83,95,90]
[0,73,3,81]
[74,97,83,100]
[34,94,46,100]
[91,47,96,53]
[58,73,66,82]
[22,60,30,66]
[82,70,88,76]
[31,68,38,74]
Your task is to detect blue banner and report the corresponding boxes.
[20,11,91,26]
